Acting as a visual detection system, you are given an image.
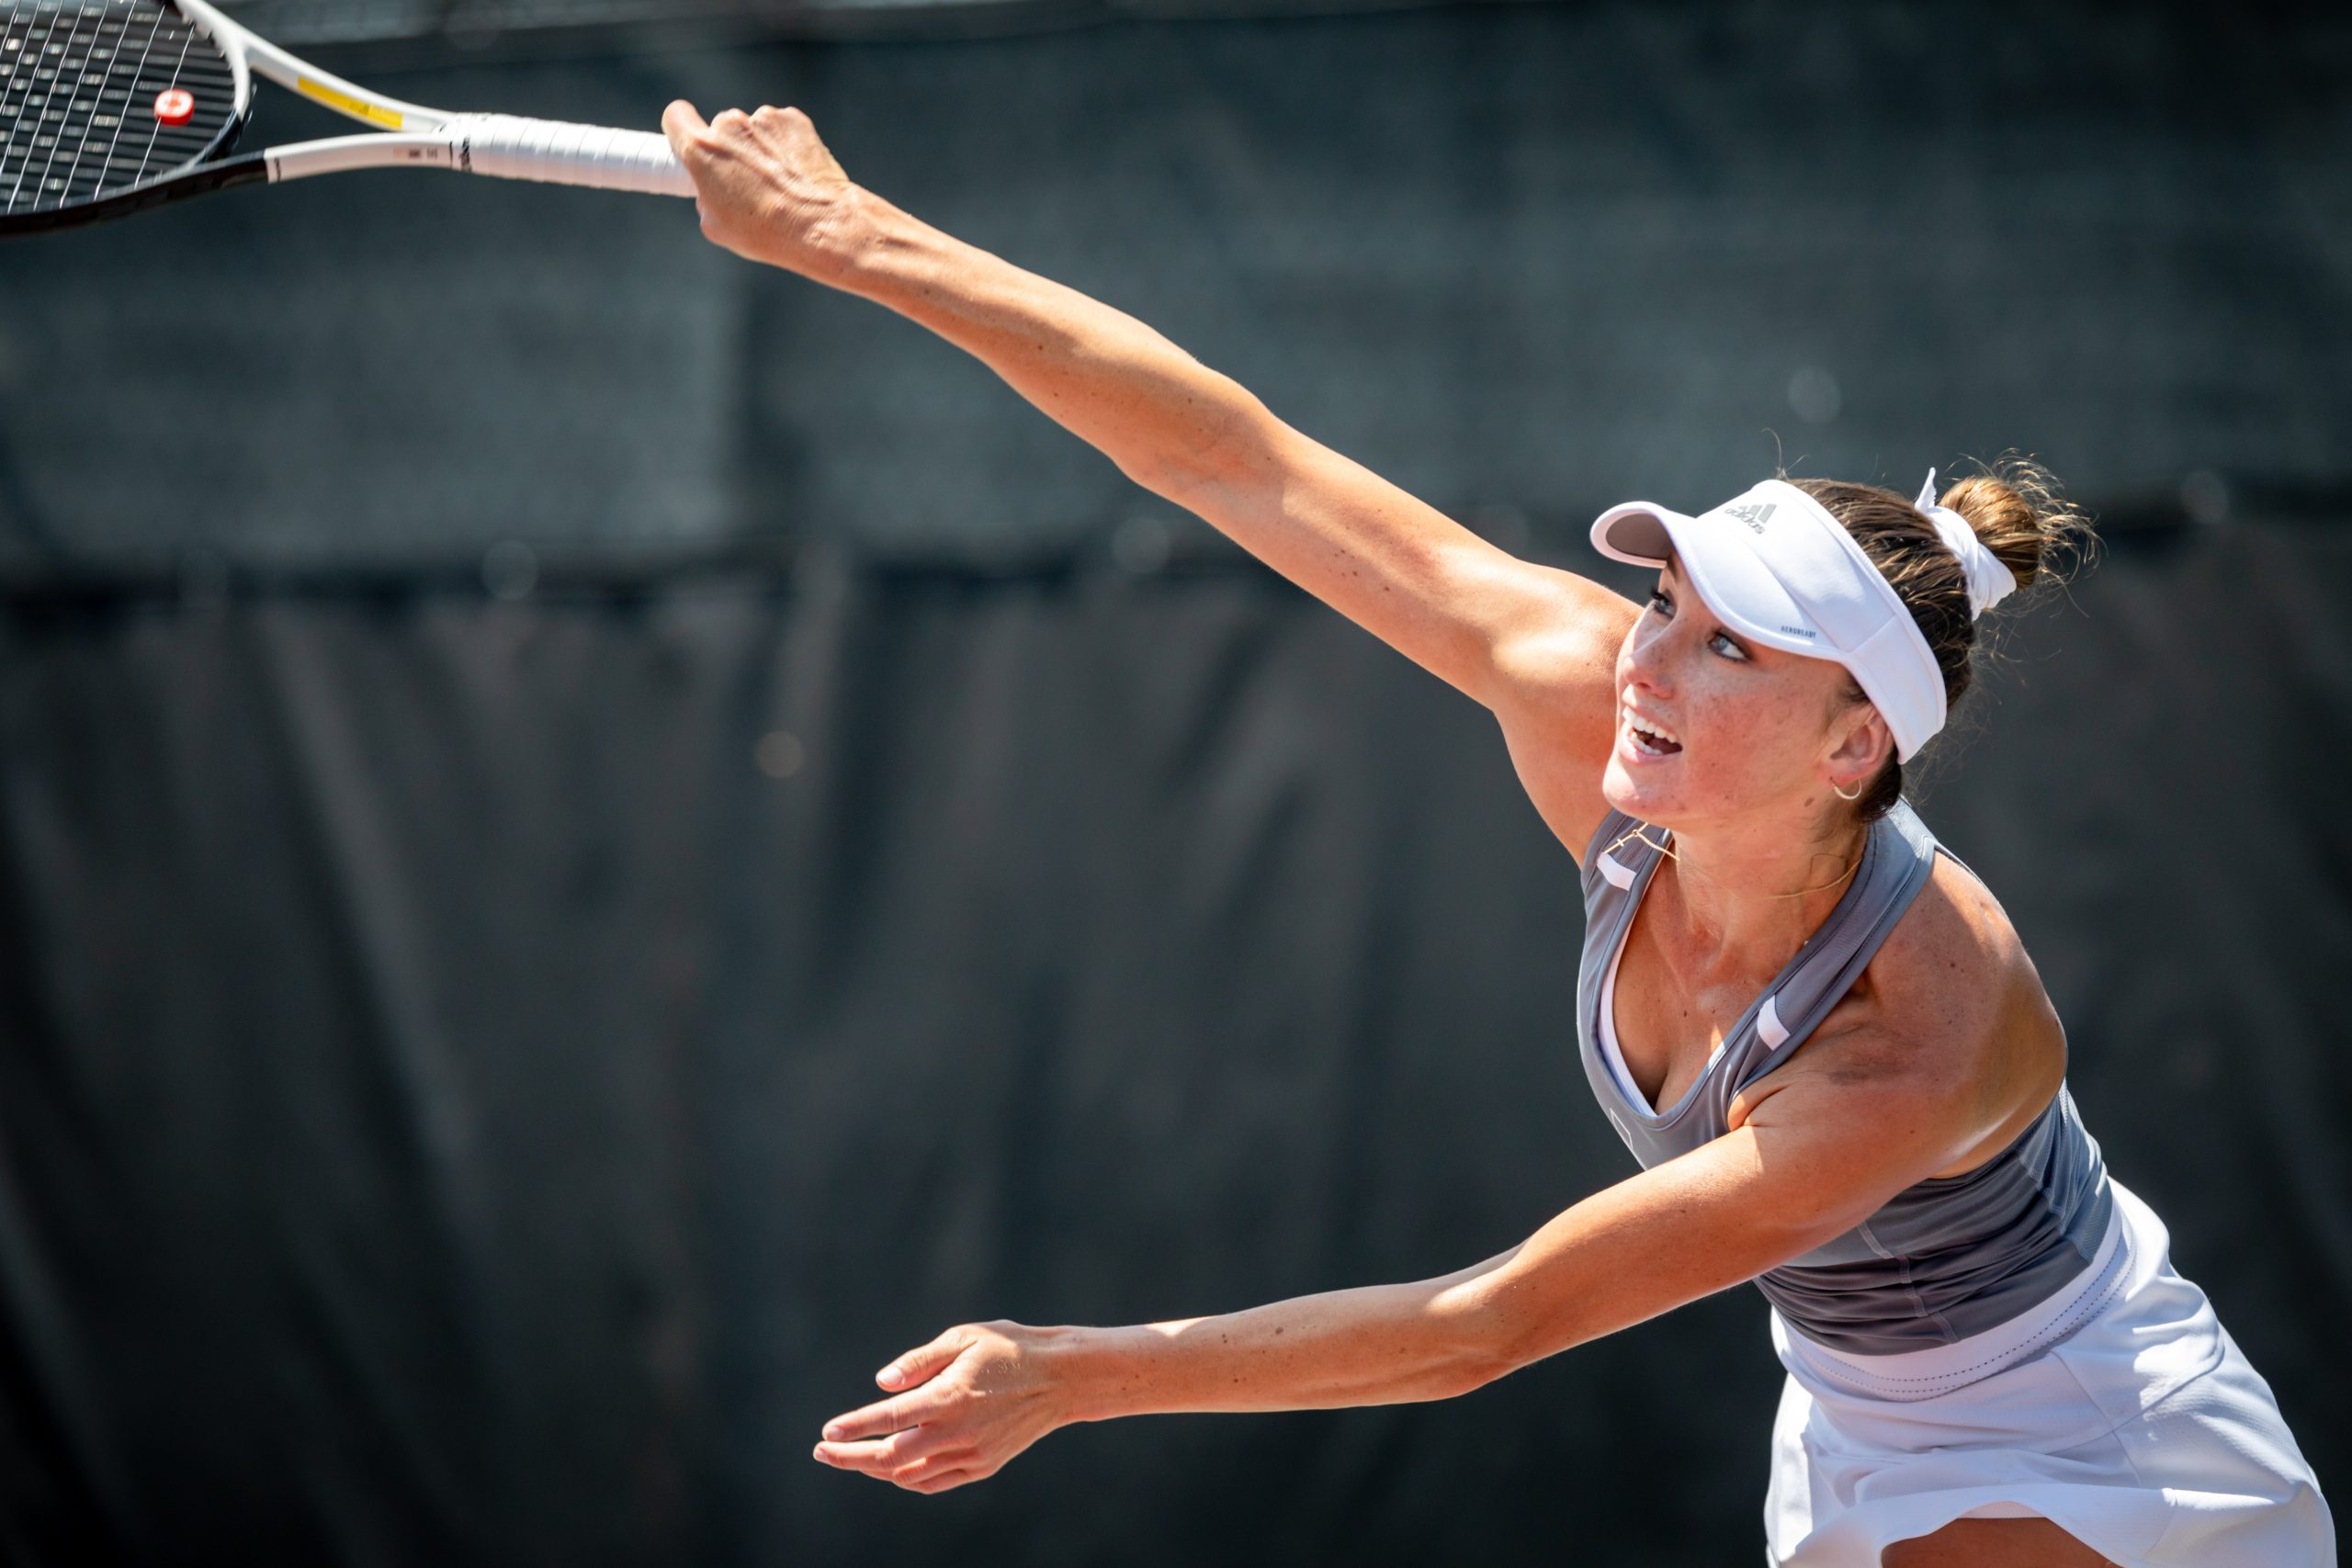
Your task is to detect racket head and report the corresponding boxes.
[0,0,255,234]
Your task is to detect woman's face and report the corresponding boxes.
[1601,556,1885,830]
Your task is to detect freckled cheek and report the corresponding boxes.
[1680,683,1801,769]
[1717,694,1826,781]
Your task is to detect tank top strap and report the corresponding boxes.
[1734,798,1941,1087]
[1581,807,1667,908]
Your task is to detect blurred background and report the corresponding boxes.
[0,0,2346,1561]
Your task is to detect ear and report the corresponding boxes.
[1824,703,1894,795]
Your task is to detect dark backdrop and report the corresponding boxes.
[0,3,2345,1563]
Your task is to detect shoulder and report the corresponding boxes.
[1871,851,2040,1037]
[1873,851,2063,1074]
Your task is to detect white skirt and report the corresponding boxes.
[1764,1179,2335,1566]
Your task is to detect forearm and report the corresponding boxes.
[1055,1255,1520,1422]
[1057,1157,1812,1425]
[828,186,1263,505]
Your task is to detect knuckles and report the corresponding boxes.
[690,102,813,149]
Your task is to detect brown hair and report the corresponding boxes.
[1786,453,2096,820]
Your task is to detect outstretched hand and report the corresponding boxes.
[661,100,866,280]
[813,1321,1076,1495]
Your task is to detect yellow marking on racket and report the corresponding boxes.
[296,77,404,130]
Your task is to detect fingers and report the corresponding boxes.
[812,1429,985,1494]
[813,1422,959,1472]
[821,1391,923,1443]
[661,99,709,160]
[813,1449,982,1494]
[876,1326,969,1392]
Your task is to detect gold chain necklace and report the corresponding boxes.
[1609,823,1867,901]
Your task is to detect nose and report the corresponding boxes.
[1621,610,1674,699]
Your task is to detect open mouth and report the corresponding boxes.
[1626,712,1683,757]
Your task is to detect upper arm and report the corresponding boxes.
[1169,407,1637,858]
[1171,404,1634,716]
[1457,1027,1998,1371]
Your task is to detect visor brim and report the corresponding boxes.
[1589,503,1829,659]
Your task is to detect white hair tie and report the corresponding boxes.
[1916,468,2018,619]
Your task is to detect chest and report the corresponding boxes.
[1605,910,1839,1114]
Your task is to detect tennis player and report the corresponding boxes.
[662,103,2336,1565]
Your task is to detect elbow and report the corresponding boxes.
[1425,1292,1566,1401]
[1387,1348,1512,1406]
[1125,378,1278,507]
[1434,1332,1553,1403]
[1446,1347,1521,1400]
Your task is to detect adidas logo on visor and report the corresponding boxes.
[1724,502,1777,533]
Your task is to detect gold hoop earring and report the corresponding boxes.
[1830,779,1865,802]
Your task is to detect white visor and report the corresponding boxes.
[1589,479,1945,761]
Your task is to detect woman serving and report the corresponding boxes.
[660,102,2335,1566]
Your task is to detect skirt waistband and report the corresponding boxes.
[1771,1190,2130,1403]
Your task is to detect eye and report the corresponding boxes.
[1651,587,1751,661]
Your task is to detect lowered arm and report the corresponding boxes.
[1062,1035,1993,1417]
[810,1023,2004,1489]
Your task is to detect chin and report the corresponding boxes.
[1601,757,1681,824]
[1605,753,1751,831]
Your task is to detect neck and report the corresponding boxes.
[1650,805,1871,960]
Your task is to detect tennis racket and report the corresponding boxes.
[0,0,691,235]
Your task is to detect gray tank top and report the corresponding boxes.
[1577,801,2113,1354]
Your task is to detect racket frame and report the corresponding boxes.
[2,0,690,234]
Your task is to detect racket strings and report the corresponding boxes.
[1,2,236,215]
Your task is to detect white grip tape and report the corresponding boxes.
[447,114,693,197]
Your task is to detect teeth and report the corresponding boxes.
[1625,710,1678,747]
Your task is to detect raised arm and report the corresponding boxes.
[662,102,1634,846]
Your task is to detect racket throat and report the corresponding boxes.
[266,134,455,184]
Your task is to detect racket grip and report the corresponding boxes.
[446,114,693,197]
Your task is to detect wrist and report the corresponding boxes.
[813,184,909,294]
[1035,1322,1153,1426]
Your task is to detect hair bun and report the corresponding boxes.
[1935,453,2095,598]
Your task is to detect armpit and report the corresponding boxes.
[1723,1012,1942,1134]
